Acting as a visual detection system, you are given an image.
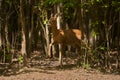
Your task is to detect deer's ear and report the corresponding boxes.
[54,14,58,19]
[51,14,54,18]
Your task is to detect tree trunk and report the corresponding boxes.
[117,12,120,69]
[20,0,27,66]
[57,3,63,65]
[27,0,34,58]
[45,18,50,57]
[38,12,50,57]
[0,0,1,48]
[0,29,1,62]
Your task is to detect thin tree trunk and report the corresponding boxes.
[39,11,50,57]
[20,0,27,66]
[104,8,110,68]
[0,27,1,47]
[0,0,1,48]
[27,0,34,58]
[117,12,120,69]
[57,3,61,29]
[45,19,50,57]
[57,2,62,65]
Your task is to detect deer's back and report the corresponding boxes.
[53,29,82,45]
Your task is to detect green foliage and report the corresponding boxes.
[112,1,120,7]
[99,46,106,51]
[63,0,78,8]
[5,0,11,5]
[48,0,61,4]
[93,45,106,53]
[92,31,97,37]
[82,63,91,69]
[18,55,23,63]
[90,0,102,4]
[43,0,62,6]
[44,0,78,6]
[43,19,48,25]
[92,21,99,27]
[43,0,78,19]
[5,54,12,60]
[112,1,120,12]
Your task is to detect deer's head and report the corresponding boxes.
[47,14,58,27]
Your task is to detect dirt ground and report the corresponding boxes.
[0,51,120,80]
[1,68,120,80]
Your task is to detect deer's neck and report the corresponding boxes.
[51,24,59,36]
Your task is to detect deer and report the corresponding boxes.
[48,14,85,66]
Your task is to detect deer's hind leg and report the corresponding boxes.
[74,41,83,65]
[75,40,82,55]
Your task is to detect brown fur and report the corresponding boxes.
[48,15,83,65]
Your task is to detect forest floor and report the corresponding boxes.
[0,51,120,80]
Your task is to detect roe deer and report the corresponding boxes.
[48,14,85,66]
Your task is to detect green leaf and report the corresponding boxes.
[102,21,106,25]
[102,4,109,8]
[99,46,105,50]
[82,63,91,69]
[18,55,23,63]
[92,31,97,37]
[96,0,102,3]
[43,19,48,25]
[96,0,99,2]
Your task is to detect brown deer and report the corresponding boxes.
[48,14,85,66]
